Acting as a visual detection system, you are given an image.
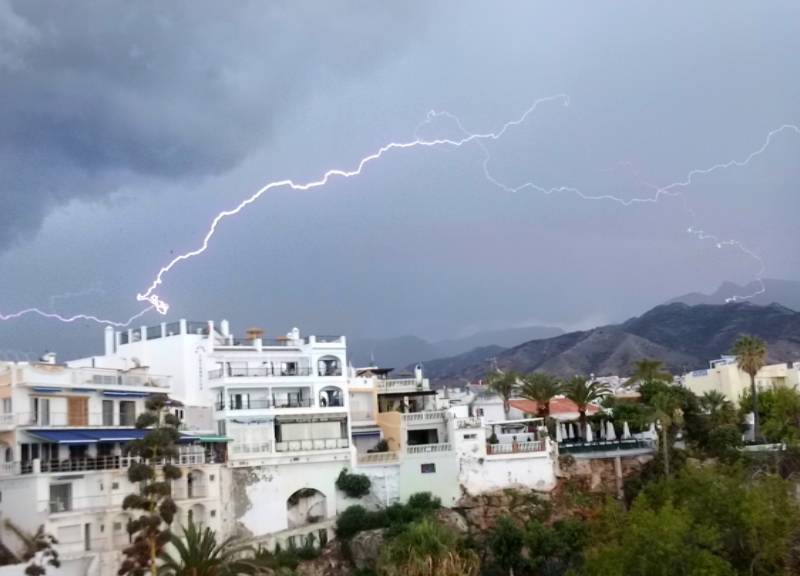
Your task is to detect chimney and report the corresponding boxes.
[40,352,57,365]
[220,319,230,337]
[104,326,115,355]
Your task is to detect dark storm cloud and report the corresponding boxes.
[0,0,420,246]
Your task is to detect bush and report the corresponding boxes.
[337,493,441,540]
[336,469,372,498]
[368,439,390,453]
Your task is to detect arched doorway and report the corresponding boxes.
[317,356,342,377]
[286,488,327,529]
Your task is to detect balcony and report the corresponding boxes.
[376,378,424,393]
[275,438,349,452]
[401,410,448,424]
[406,442,452,455]
[454,417,483,429]
[356,451,400,465]
[216,398,313,411]
[15,412,138,427]
[558,438,656,456]
[486,440,546,456]
[17,450,213,475]
[208,366,313,380]
[230,441,273,456]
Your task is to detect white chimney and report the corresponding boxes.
[414,364,423,384]
[40,352,57,364]
[220,319,230,337]
[104,326,115,355]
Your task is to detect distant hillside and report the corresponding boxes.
[424,302,800,386]
[347,325,563,369]
[669,278,800,311]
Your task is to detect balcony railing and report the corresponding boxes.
[486,441,545,456]
[402,410,448,423]
[217,398,313,410]
[356,451,400,465]
[406,442,453,455]
[454,417,483,429]
[558,438,655,455]
[230,441,273,455]
[275,438,349,452]
[14,412,138,427]
[376,378,424,393]
[208,366,313,379]
[17,451,214,475]
[314,335,344,344]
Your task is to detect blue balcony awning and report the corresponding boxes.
[102,391,150,398]
[31,387,61,393]
[28,428,197,445]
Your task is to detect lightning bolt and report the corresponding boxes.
[0,307,153,327]
[136,94,571,315]
[418,109,798,303]
[1,97,797,327]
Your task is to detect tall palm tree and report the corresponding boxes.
[733,334,767,442]
[651,392,683,477]
[519,373,561,419]
[562,376,610,438]
[486,371,520,420]
[628,358,672,386]
[160,520,264,576]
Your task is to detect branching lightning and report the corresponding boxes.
[418,108,799,303]
[1,97,797,328]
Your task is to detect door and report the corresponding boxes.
[67,397,88,426]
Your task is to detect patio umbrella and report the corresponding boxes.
[556,422,563,442]
[585,423,594,442]
[622,421,631,440]
[599,420,607,440]
[606,421,617,441]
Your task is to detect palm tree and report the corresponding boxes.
[733,335,767,442]
[562,376,610,438]
[486,371,520,420]
[699,390,728,415]
[519,373,561,419]
[651,392,683,477]
[160,520,264,576]
[628,358,672,386]
[3,519,60,576]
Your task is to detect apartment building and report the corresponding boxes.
[78,320,353,550]
[683,356,800,403]
[0,360,230,576]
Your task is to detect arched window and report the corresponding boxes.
[317,356,342,377]
[319,386,344,408]
[286,488,327,529]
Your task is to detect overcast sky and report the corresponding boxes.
[1,1,799,360]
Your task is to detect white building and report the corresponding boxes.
[0,360,230,576]
[77,320,353,550]
[683,356,800,403]
[349,367,557,508]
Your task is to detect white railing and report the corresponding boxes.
[230,441,273,455]
[275,438,349,452]
[486,440,545,456]
[0,461,19,476]
[406,443,452,455]
[402,410,448,423]
[0,413,14,426]
[376,378,424,393]
[356,451,400,465]
[454,417,482,429]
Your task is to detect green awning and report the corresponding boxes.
[191,435,232,443]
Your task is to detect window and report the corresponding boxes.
[231,393,249,410]
[102,400,114,426]
[50,483,72,513]
[476,408,484,417]
[32,398,50,426]
[112,482,119,490]
[2,398,11,413]
[463,433,477,440]
[113,522,122,532]
[119,401,136,426]
[420,463,436,474]
[67,396,88,426]
[209,475,215,482]
[210,510,216,517]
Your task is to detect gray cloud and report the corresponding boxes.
[0,0,420,246]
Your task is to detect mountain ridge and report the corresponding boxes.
[422,302,800,385]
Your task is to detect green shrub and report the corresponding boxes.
[336,469,372,498]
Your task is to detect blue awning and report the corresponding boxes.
[102,391,150,398]
[27,428,198,445]
[31,387,61,393]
